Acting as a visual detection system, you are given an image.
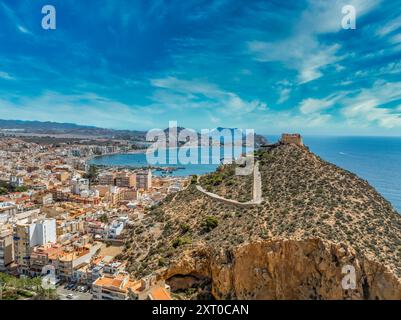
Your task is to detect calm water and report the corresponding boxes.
[90,137,401,212]
[89,146,248,177]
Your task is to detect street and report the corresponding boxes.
[57,286,93,300]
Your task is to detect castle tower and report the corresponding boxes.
[280,133,303,146]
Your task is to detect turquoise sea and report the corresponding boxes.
[89,136,401,212]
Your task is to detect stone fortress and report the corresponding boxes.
[280,133,303,146]
[261,133,304,151]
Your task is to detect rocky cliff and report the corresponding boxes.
[162,239,401,300]
[122,143,401,300]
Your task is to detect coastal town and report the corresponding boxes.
[0,136,189,300]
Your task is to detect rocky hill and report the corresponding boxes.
[121,143,401,300]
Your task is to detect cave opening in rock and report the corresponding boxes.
[166,273,214,300]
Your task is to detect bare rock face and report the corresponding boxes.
[162,239,401,300]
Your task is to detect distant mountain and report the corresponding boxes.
[0,120,267,145]
[0,119,96,130]
[0,119,147,140]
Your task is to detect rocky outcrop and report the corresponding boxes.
[162,239,401,300]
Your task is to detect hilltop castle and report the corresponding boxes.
[280,133,303,146]
[260,133,304,151]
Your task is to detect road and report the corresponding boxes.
[57,286,92,300]
[252,161,263,204]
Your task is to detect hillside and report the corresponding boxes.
[121,142,401,300]
[199,163,253,202]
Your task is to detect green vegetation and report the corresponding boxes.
[190,175,198,185]
[0,186,8,195]
[199,164,253,202]
[99,213,109,223]
[0,273,58,300]
[172,237,191,248]
[202,216,219,232]
[180,223,190,234]
[83,165,99,184]
[0,181,28,195]
[14,186,28,192]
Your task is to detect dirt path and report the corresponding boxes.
[196,160,263,206]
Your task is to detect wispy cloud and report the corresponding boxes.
[17,25,31,34]
[0,2,33,35]
[247,0,380,84]
[299,95,341,115]
[342,81,401,128]
[0,71,14,80]
[0,91,154,130]
[150,76,268,116]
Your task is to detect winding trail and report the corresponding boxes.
[196,160,263,206]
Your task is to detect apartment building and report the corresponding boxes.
[56,243,101,281]
[98,173,116,186]
[71,178,90,195]
[0,202,18,221]
[115,173,136,188]
[29,243,64,275]
[107,220,125,239]
[92,273,142,300]
[136,170,152,190]
[92,273,172,300]
[120,188,139,201]
[14,218,57,274]
[0,227,14,271]
[85,220,107,238]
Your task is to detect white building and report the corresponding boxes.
[14,218,57,273]
[0,202,18,222]
[107,220,124,239]
[71,178,90,195]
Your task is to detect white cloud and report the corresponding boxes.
[376,14,401,37]
[277,88,291,104]
[390,33,401,45]
[341,81,401,128]
[247,0,380,84]
[0,91,154,130]
[299,98,334,115]
[299,93,344,114]
[342,100,401,128]
[17,25,30,34]
[378,61,401,74]
[0,71,14,80]
[150,76,268,115]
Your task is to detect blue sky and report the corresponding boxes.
[0,0,401,135]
